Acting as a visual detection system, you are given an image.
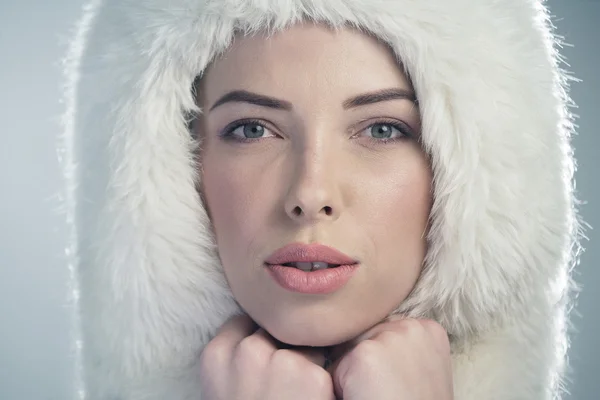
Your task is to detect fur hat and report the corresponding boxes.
[62,0,581,398]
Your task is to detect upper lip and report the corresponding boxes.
[265,243,358,265]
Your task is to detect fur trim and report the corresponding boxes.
[62,0,581,398]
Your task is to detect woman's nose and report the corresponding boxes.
[283,151,342,223]
[285,201,336,222]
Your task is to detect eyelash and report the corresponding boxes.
[218,118,414,144]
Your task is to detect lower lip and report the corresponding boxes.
[265,264,358,294]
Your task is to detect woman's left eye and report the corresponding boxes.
[360,122,411,140]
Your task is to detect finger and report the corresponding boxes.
[327,317,392,364]
[326,317,394,366]
[214,314,258,346]
[419,319,451,353]
[354,316,416,343]
[253,329,328,367]
[327,317,407,372]
[250,327,280,349]
[326,316,409,365]
[328,356,346,400]
[363,317,451,356]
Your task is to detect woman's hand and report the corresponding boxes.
[199,314,335,400]
[328,317,453,400]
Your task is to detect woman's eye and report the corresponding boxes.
[362,123,407,140]
[231,123,273,139]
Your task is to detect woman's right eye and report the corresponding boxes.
[221,121,277,141]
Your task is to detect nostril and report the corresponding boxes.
[323,206,332,216]
[292,206,303,216]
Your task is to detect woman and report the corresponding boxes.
[62,0,581,399]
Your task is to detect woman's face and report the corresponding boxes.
[198,23,432,347]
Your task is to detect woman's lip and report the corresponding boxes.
[265,264,358,294]
[264,242,358,265]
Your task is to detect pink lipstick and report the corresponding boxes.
[264,243,359,294]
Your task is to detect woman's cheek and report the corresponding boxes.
[203,163,275,258]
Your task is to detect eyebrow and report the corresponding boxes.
[209,88,417,112]
[209,90,292,111]
[342,88,417,109]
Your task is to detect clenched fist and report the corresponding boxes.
[328,317,454,400]
[199,314,335,400]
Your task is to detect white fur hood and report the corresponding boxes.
[62,0,581,399]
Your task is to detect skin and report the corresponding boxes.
[199,314,453,400]
[197,22,452,399]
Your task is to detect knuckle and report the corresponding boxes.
[398,318,429,338]
[421,319,451,351]
[234,335,272,366]
[270,348,303,371]
[200,339,230,369]
[421,318,446,335]
[376,329,402,344]
[309,366,334,391]
[269,350,333,393]
[350,340,384,368]
[406,317,426,330]
[237,334,260,353]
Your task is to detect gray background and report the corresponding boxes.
[0,1,597,399]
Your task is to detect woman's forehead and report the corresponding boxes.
[201,23,411,103]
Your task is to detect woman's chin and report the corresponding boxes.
[273,333,338,348]
[246,301,381,347]
[263,321,361,348]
